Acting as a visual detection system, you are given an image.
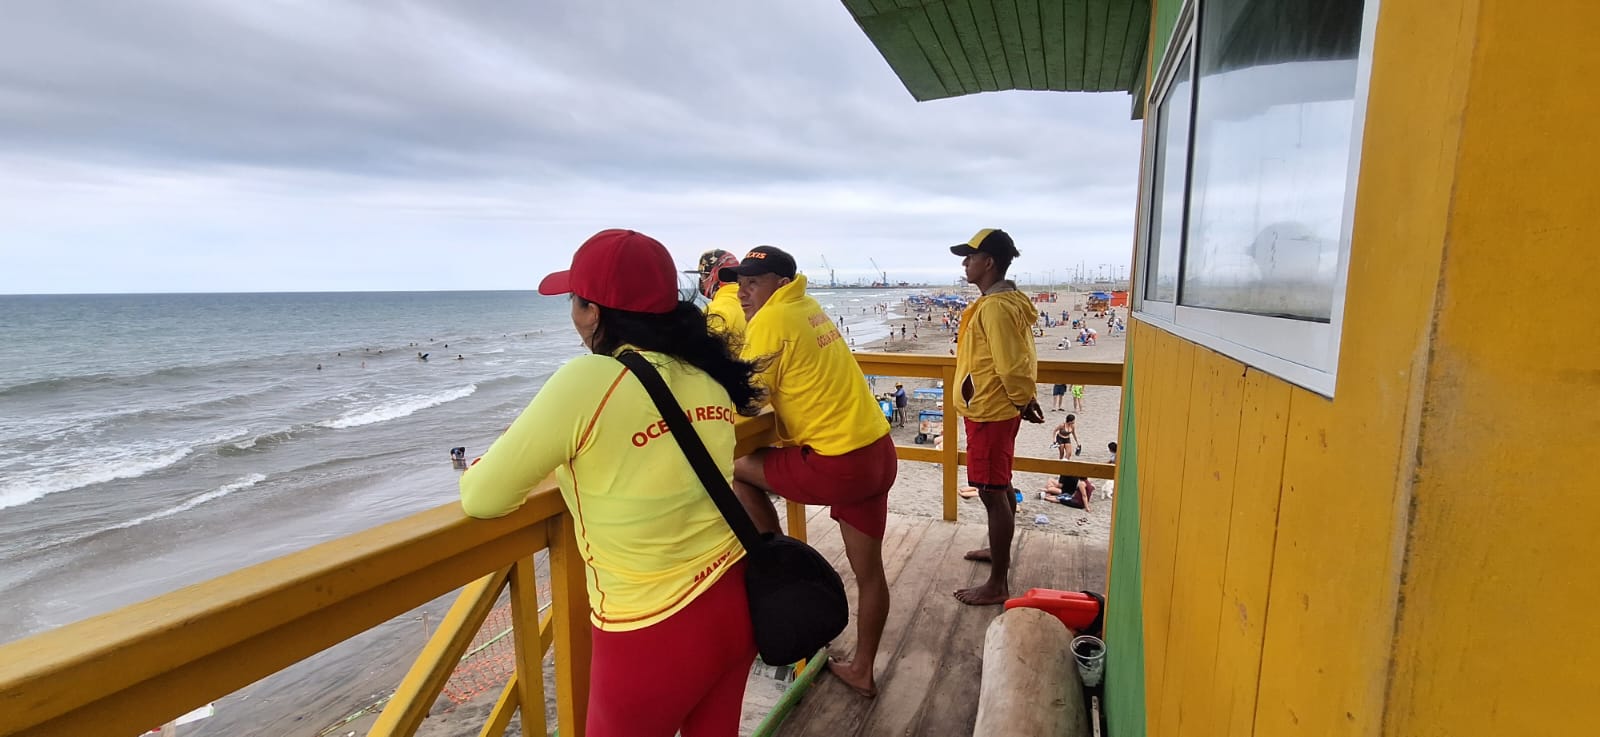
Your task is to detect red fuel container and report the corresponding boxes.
[1004,588,1103,633]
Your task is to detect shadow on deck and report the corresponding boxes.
[770,509,1107,737]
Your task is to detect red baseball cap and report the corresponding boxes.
[538,229,679,314]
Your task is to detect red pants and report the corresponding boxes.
[587,561,756,737]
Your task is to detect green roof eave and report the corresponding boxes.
[844,0,1150,114]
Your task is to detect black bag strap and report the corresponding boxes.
[615,350,763,551]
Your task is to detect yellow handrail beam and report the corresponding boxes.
[0,489,564,737]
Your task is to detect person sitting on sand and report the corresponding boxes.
[461,229,764,737]
[1041,475,1091,510]
[723,245,897,698]
[948,228,1044,607]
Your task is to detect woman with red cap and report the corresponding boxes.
[460,229,765,737]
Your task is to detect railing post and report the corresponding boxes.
[786,500,808,542]
[509,556,549,737]
[942,365,959,521]
[548,515,591,736]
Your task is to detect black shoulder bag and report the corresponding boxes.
[616,351,848,666]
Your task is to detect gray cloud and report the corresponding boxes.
[0,0,1143,292]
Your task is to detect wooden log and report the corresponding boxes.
[972,608,1089,737]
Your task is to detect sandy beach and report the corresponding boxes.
[861,290,1124,545]
[211,289,1126,737]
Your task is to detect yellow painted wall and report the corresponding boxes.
[1383,0,1600,734]
[1133,0,1600,735]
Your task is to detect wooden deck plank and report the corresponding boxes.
[770,514,1109,737]
[826,514,927,659]
[906,533,1000,737]
[777,516,961,737]
[854,521,982,736]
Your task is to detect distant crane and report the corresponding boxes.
[869,257,888,287]
[819,255,838,288]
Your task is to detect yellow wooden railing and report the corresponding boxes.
[0,353,1119,737]
[0,414,778,737]
[843,353,1123,526]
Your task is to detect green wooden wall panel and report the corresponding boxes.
[1151,0,1180,72]
[1106,350,1148,737]
[945,0,1001,90]
[1096,0,1132,90]
[1062,0,1089,90]
[924,4,981,94]
[1041,0,1068,89]
[991,0,1034,89]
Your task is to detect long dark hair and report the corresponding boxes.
[578,297,766,416]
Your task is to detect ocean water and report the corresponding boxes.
[0,287,913,643]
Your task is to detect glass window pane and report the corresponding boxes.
[1145,47,1193,303]
[1181,0,1366,321]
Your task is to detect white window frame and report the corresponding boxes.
[1131,3,1197,325]
[1131,0,1381,397]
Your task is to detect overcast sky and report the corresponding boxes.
[0,0,1143,294]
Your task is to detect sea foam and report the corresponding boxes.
[107,473,269,531]
[0,446,195,511]
[318,384,477,430]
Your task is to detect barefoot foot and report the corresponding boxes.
[827,656,878,698]
[963,548,992,562]
[954,582,1009,606]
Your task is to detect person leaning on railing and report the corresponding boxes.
[459,229,766,737]
[721,245,898,699]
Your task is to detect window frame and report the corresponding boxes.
[1131,0,1382,397]
[1132,2,1198,324]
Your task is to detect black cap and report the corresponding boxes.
[718,246,798,282]
[950,228,1020,259]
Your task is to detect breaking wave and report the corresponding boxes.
[317,385,478,430]
[106,474,269,531]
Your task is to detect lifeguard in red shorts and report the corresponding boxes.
[949,229,1045,606]
[722,246,898,698]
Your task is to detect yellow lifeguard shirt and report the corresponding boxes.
[742,274,889,455]
[706,283,747,342]
[460,349,744,632]
[953,285,1039,422]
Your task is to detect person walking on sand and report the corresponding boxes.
[1053,415,1078,460]
[461,230,764,737]
[693,249,746,341]
[1051,383,1068,411]
[1071,384,1086,413]
[948,228,1043,606]
[721,246,898,698]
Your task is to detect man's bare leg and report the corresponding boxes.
[962,484,1017,562]
[956,485,1014,605]
[828,520,887,698]
[731,451,782,534]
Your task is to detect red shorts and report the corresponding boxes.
[763,433,897,539]
[588,561,755,737]
[964,415,1022,488]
